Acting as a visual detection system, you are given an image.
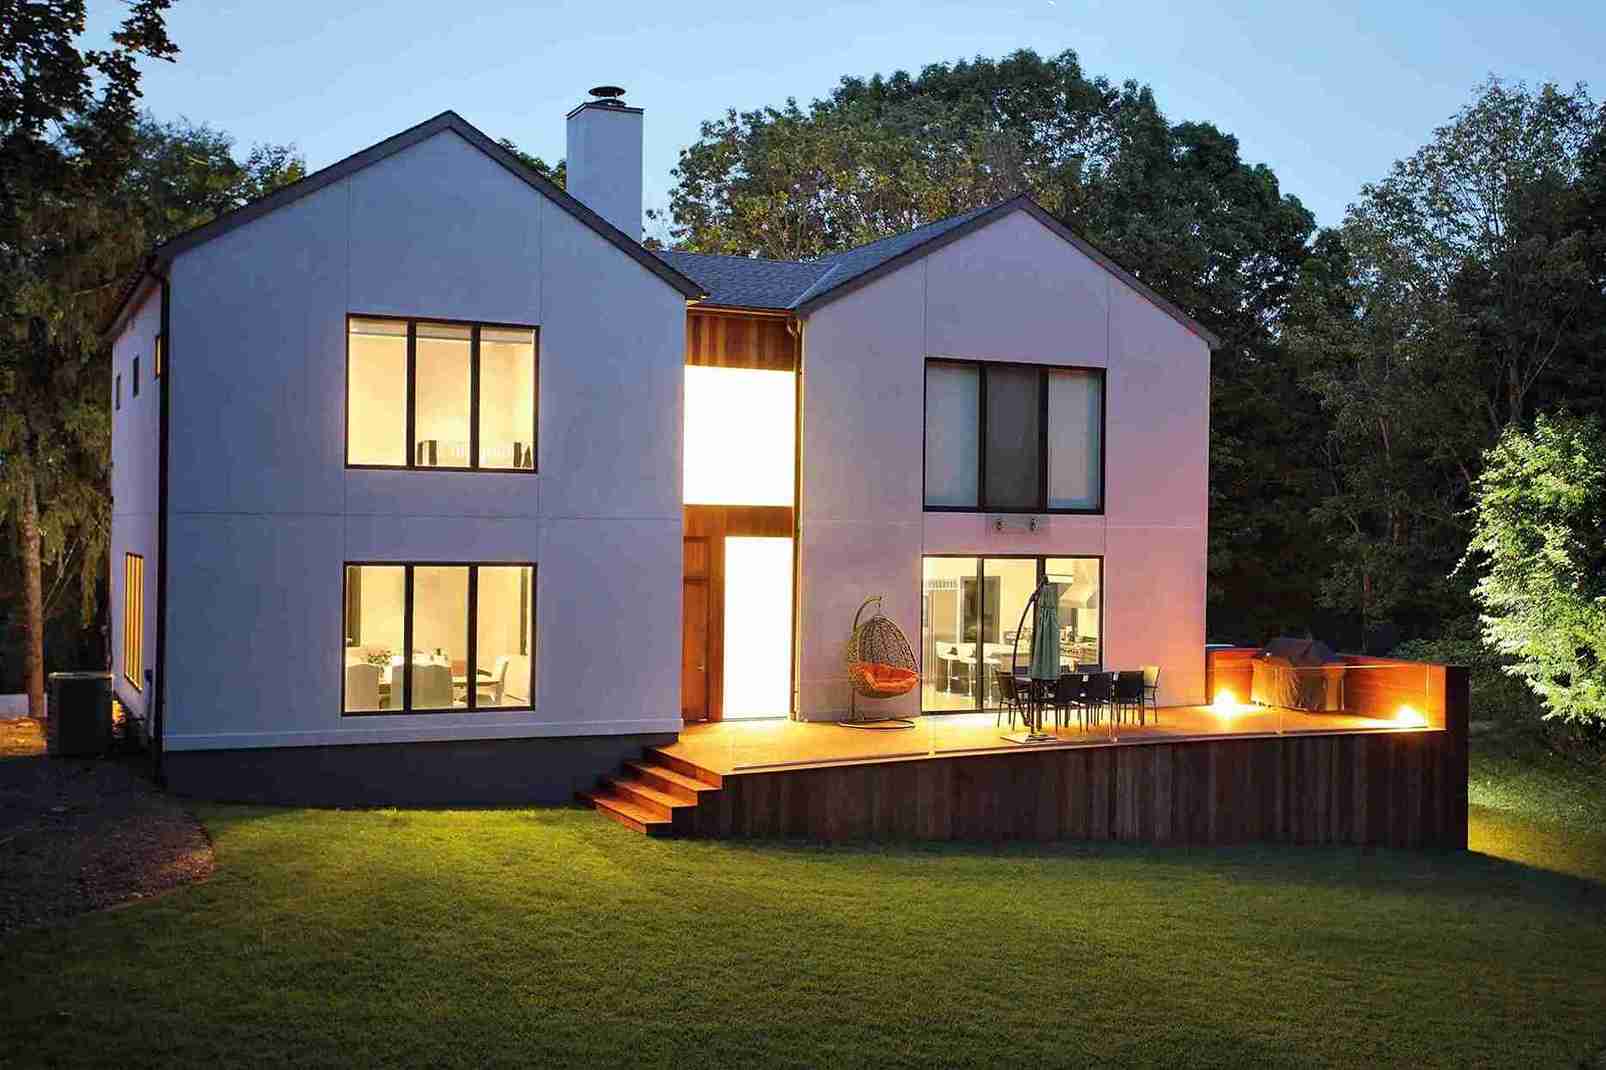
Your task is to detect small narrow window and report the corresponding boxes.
[154,334,164,378]
[123,553,145,690]
[132,356,140,398]
[115,374,122,411]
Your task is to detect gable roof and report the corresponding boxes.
[656,196,1222,349]
[104,110,706,334]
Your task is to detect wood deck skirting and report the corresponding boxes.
[582,655,1469,847]
[660,723,1466,846]
[642,663,1469,847]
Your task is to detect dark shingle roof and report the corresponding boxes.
[654,251,829,310]
[658,196,1221,349]
[655,203,996,312]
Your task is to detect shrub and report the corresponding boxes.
[1462,413,1606,733]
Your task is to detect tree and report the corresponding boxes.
[1289,79,1606,647]
[126,116,306,239]
[0,0,178,719]
[497,138,564,187]
[664,48,1328,643]
[1462,413,1606,731]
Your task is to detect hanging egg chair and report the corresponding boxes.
[840,595,918,729]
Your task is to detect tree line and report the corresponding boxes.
[3,25,1602,731]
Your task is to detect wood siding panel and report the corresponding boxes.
[686,310,798,371]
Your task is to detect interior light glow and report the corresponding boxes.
[723,537,794,719]
[684,366,795,506]
[1213,689,1240,716]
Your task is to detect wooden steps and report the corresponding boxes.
[577,748,722,837]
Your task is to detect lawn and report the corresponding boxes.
[3,734,1604,1069]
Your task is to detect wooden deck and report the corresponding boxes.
[576,657,1469,847]
[658,706,1411,775]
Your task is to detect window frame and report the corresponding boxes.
[132,355,140,398]
[123,552,144,691]
[922,358,1106,515]
[114,373,121,411]
[918,553,1104,715]
[343,314,539,474]
[340,560,537,717]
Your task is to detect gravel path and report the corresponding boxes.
[0,719,214,938]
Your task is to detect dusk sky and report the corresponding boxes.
[89,0,1603,235]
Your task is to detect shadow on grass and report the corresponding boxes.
[662,822,1606,912]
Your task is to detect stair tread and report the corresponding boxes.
[606,776,694,810]
[625,761,718,794]
[646,747,724,787]
[578,789,672,832]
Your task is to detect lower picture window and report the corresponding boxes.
[918,555,1102,713]
[342,562,535,715]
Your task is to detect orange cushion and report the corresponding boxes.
[850,662,919,695]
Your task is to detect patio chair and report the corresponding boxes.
[995,670,1029,729]
[1082,672,1113,726]
[1051,673,1081,732]
[1140,665,1161,722]
[1113,670,1146,725]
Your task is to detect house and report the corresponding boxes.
[105,88,1223,807]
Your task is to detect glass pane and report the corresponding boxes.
[475,566,534,708]
[347,319,408,466]
[722,537,792,718]
[415,322,472,468]
[1046,558,1101,672]
[921,557,980,711]
[343,565,404,713]
[1048,369,1102,509]
[684,367,795,506]
[479,328,536,470]
[982,558,1039,707]
[411,565,468,709]
[983,366,1041,509]
[924,363,979,507]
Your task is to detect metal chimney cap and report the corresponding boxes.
[589,85,627,99]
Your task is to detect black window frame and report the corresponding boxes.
[922,358,1106,515]
[343,314,539,473]
[132,355,140,398]
[917,553,1104,715]
[114,373,121,411]
[340,560,537,717]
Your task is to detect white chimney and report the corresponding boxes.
[565,86,643,242]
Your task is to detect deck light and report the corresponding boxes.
[1212,689,1239,717]
[1395,705,1427,727]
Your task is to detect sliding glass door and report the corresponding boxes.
[919,555,1102,713]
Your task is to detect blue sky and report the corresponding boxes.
[90,0,1601,234]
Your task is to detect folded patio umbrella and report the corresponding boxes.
[1030,583,1062,681]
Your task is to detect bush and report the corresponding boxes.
[1462,414,1606,732]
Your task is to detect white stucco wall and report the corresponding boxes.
[109,284,162,720]
[153,129,684,751]
[797,209,1210,718]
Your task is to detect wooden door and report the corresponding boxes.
[682,538,711,721]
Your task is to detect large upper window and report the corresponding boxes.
[347,317,537,471]
[924,360,1103,512]
[342,563,535,715]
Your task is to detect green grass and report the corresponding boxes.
[4,738,1605,1069]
